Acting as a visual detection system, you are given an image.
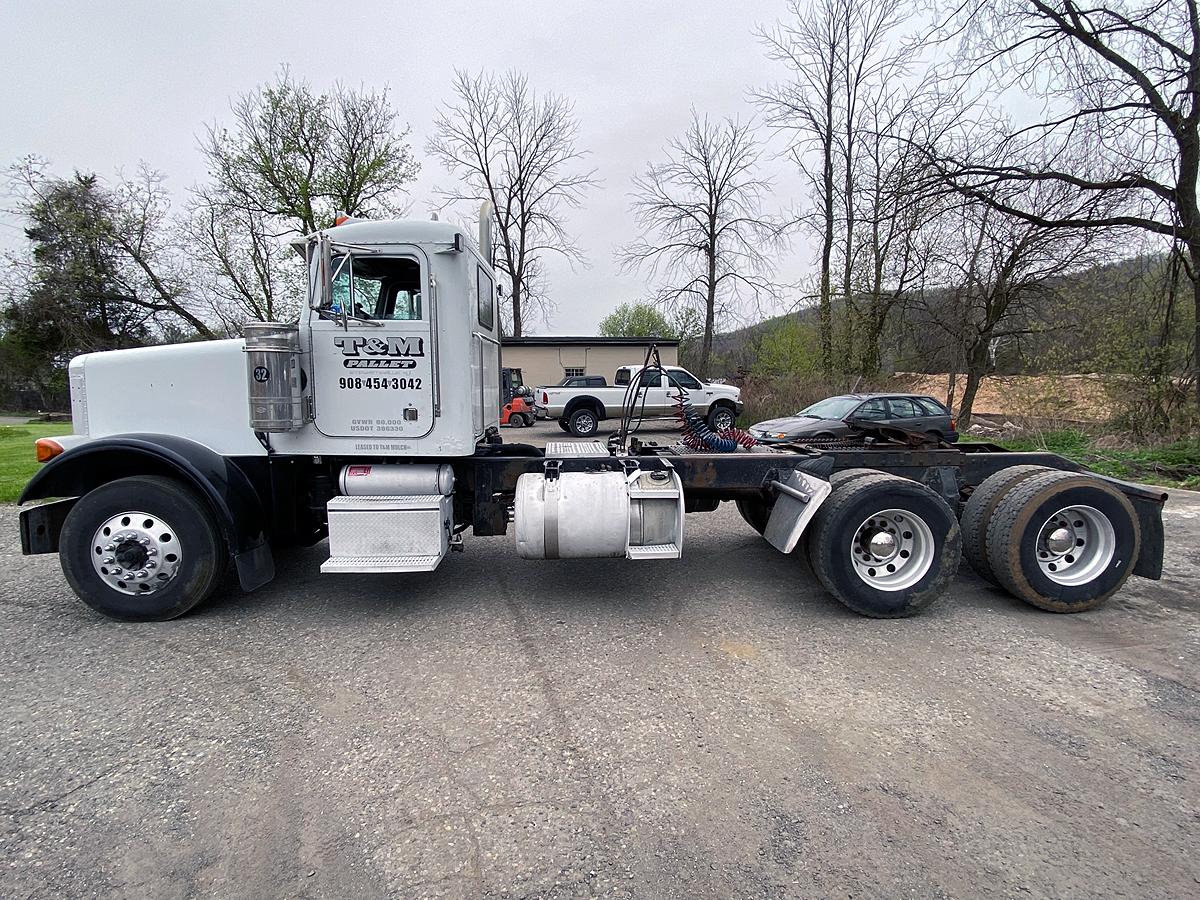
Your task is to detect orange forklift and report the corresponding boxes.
[500,367,539,428]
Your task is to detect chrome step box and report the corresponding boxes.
[322,494,452,574]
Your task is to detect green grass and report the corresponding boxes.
[0,424,74,503]
[975,429,1200,491]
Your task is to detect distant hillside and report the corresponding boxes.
[699,253,1173,377]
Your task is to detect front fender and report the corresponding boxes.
[19,434,274,591]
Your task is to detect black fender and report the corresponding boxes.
[563,396,608,421]
[19,434,274,591]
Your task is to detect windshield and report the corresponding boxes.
[797,397,862,419]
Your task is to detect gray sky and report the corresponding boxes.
[0,0,814,334]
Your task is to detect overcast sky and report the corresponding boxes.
[0,0,821,334]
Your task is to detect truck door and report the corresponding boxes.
[308,248,436,439]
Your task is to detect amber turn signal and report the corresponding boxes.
[35,438,64,463]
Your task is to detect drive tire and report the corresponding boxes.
[961,464,1052,585]
[985,470,1140,612]
[558,419,571,432]
[706,404,736,432]
[568,408,600,437]
[59,475,228,622]
[808,473,961,618]
[735,498,771,534]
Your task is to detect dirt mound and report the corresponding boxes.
[894,373,1119,422]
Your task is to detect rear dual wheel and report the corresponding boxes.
[982,471,1140,612]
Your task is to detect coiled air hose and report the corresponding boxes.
[673,393,758,452]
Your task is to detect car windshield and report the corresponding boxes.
[796,397,862,419]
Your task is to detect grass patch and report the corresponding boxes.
[0,424,74,503]
[976,428,1200,491]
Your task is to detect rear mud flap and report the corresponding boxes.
[763,470,833,553]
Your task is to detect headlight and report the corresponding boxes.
[773,432,788,439]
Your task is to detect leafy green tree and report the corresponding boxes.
[755,318,820,376]
[2,159,212,407]
[598,302,676,337]
[195,70,419,324]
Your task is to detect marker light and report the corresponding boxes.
[35,438,64,463]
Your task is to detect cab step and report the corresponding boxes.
[322,494,452,574]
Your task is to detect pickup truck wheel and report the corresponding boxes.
[808,473,961,618]
[558,419,571,432]
[985,470,1139,612]
[59,475,228,621]
[569,408,599,437]
[707,405,736,432]
[961,465,1052,585]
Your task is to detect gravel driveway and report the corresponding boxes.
[2,486,1198,898]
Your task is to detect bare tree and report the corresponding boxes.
[618,113,783,375]
[908,176,1111,428]
[757,0,919,375]
[849,86,953,375]
[428,70,596,336]
[194,70,418,325]
[929,0,1200,407]
[757,0,844,374]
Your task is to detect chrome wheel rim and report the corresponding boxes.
[1035,505,1115,585]
[712,409,735,430]
[576,413,595,433]
[849,508,935,591]
[91,511,182,596]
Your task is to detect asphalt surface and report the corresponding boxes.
[2,438,1199,898]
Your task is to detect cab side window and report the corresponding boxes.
[667,369,702,390]
[477,266,495,330]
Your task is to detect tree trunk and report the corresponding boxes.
[701,248,717,375]
[1189,240,1200,411]
[511,280,523,337]
[818,91,836,377]
[957,341,990,431]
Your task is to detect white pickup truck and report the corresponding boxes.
[538,365,744,436]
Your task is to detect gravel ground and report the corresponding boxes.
[2,475,1198,898]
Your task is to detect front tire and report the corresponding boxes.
[59,475,228,621]
[568,408,600,437]
[808,473,961,618]
[707,404,736,432]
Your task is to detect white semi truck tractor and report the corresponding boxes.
[18,207,1167,621]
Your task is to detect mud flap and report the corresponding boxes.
[763,470,833,553]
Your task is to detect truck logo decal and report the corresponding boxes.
[334,336,424,370]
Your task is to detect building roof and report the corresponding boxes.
[500,335,680,347]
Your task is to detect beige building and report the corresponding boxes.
[500,337,680,388]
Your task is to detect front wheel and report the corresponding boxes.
[568,408,600,437]
[807,473,961,618]
[59,475,228,621]
[707,405,736,432]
